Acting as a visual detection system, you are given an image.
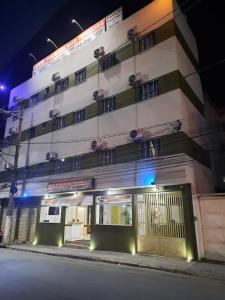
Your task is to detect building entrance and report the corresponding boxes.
[64,206,91,242]
[135,191,186,258]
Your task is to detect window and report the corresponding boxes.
[49,207,60,215]
[141,138,161,159]
[75,68,86,85]
[44,87,50,99]
[56,116,66,129]
[39,206,61,223]
[55,77,69,93]
[72,155,82,171]
[31,93,40,106]
[139,32,155,52]
[53,159,64,174]
[101,96,115,114]
[100,53,117,71]
[96,195,132,226]
[100,149,114,166]
[74,109,85,124]
[26,127,35,139]
[139,80,159,101]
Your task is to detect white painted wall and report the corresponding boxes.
[8,0,174,109]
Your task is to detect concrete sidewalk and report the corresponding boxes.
[7,244,225,281]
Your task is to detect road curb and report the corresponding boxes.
[7,246,196,278]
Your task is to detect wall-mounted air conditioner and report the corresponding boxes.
[46,152,58,161]
[129,72,142,87]
[91,140,108,151]
[8,127,17,135]
[170,120,182,132]
[127,27,139,41]
[129,129,145,142]
[94,46,105,59]
[52,72,61,82]
[49,109,60,118]
[93,89,104,101]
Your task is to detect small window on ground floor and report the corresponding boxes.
[39,206,61,223]
[95,194,132,226]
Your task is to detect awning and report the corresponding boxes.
[41,195,93,207]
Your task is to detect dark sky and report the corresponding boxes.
[0,0,225,112]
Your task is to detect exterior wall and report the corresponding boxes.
[8,0,174,109]
[0,1,212,199]
[193,194,225,261]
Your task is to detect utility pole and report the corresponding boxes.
[0,108,23,245]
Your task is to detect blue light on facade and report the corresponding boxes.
[137,169,155,186]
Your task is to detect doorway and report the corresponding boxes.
[64,206,90,242]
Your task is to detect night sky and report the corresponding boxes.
[0,0,225,126]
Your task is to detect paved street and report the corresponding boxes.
[0,249,225,300]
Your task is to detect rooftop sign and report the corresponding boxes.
[33,7,123,76]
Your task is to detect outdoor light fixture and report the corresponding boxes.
[44,194,49,199]
[46,38,58,50]
[71,18,84,32]
[0,85,5,91]
[61,158,65,162]
[28,52,37,63]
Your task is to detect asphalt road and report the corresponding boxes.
[0,249,224,300]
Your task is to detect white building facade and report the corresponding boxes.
[0,0,213,259]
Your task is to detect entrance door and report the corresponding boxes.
[135,192,186,258]
[64,206,90,241]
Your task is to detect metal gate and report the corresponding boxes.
[135,191,186,258]
[18,208,37,242]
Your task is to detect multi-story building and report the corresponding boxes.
[0,0,213,260]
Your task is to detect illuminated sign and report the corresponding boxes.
[33,7,123,76]
[47,178,94,193]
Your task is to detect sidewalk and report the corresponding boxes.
[7,244,225,281]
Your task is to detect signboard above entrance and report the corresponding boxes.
[47,178,94,193]
[33,7,123,76]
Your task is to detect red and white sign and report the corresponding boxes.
[33,7,123,76]
[47,178,94,193]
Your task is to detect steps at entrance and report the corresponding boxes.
[64,240,90,250]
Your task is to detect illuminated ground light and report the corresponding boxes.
[89,242,95,251]
[22,192,27,197]
[33,238,38,246]
[130,243,136,255]
[58,239,63,248]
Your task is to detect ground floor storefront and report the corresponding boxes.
[0,183,197,260]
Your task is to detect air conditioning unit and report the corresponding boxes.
[93,89,104,101]
[4,163,13,171]
[12,96,21,103]
[9,127,17,135]
[91,140,108,151]
[129,72,142,87]
[94,46,105,59]
[171,120,182,132]
[46,152,58,161]
[49,109,60,118]
[129,129,145,142]
[127,27,139,41]
[52,72,61,82]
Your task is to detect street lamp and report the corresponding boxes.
[0,107,23,245]
[29,52,37,63]
[46,38,58,50]
[71,18,84,32]
[0,84,6,91]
